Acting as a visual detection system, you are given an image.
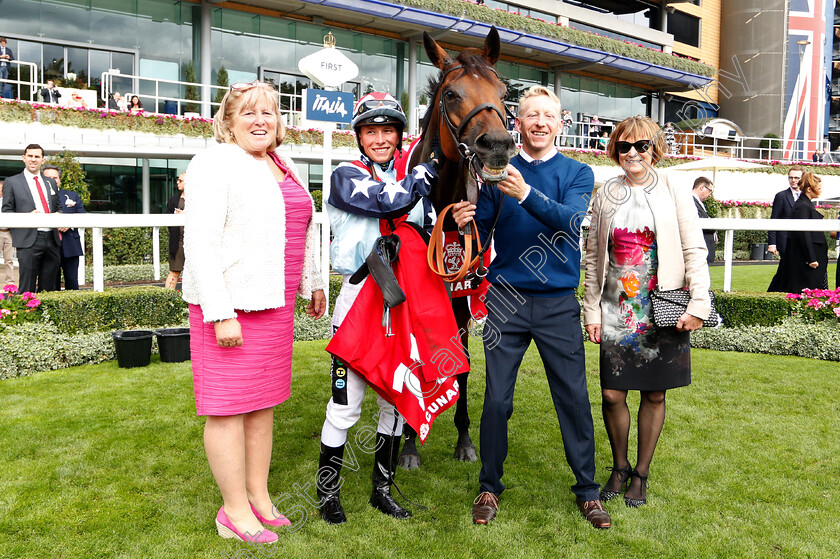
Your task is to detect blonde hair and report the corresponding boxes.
[213,84,285,149]
[517,85,561,117]
[799,171,821,196]
[606,115,665,165]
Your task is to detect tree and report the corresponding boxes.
[44,151,90,204]
[183,62,199,113]
[215,66,229,104]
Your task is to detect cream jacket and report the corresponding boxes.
[583,170,711,325]
[182,142,325,322]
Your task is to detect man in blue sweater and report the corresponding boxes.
[453,85,609,529]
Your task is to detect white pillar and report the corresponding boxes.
[93,227,104,292]
[153,226,161,281]
[142,158,150,214]
[408,39,418,136]
[321,122,335,303]
[200,1,213,118]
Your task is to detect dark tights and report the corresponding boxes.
[601,389,666,500]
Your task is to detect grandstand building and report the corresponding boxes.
[0,0,832,210]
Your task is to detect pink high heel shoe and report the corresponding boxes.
[215,506,278,543]
[251,503,292,527]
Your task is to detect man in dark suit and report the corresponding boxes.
[0,37,14,98]
[42,165,85,290]
[768,166,803,292]
[1,144,62,293]
[40,79,61,104]
[692,176,716,264]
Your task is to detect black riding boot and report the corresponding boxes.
[369,433,411,519]
[317,443,347,524]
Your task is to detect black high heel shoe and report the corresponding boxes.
[624,468,648,508]
[599,464,633,502]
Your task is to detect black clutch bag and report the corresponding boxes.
[650,289,719,328]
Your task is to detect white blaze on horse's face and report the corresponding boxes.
[359,124,399,164]
[515,95,560,160]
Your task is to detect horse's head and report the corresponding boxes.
[422,27,516,184]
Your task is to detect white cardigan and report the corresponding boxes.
[583,171,711,325]
[182,142,325,322]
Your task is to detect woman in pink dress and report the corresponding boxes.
[182,81,326,543]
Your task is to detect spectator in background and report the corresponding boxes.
[598,131,609,151]
[692,176,717,264]
[128,95,144,112]
[40,79,61,104]
[108,91,127,111]
[786,172,828,292]
[561,109,573,147]
[589,114,602,149]
[0,38,14,98]
[768,167,803,292]
[165,172,186,290]
[1,144,62,293]
[0,178,17,286]
[42,165,85,290]
[812,151,820,163]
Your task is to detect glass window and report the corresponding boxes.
[89,50,111,89]
[41,0,91,44]
[0,0,42,37]
[91,0,138,50]
[43,44,65,82]
[66,47,89,85]
[668,11,701,48]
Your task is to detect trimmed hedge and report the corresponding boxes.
[714,291,794,327]
[38,286,187,334]
[0,323,116,379]
[691,321,840,361]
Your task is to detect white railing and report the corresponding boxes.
[0,213,331,299]
[703,218,840,292]
[99,70,225,116]
[2,213,835,296]
[0,60,41,101]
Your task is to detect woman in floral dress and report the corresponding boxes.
[583,116,712,508]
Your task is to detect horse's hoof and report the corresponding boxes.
[454,445,477,462]
[399,453,421,470]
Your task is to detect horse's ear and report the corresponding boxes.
[483,26,501,66]
[423,32,451,70]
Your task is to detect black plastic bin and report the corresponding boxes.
[112,330,154,368]
[155,328,191,363]
[750,243,767,261]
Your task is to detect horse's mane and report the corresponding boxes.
[418,50,498,136]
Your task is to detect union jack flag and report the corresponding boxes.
[784,0,833,159]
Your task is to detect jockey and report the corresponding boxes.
[317,92,438,525]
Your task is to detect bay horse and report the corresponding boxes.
[399,27,516,469]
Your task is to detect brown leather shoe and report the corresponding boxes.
[472,491,499,525]
[577,499,611,529]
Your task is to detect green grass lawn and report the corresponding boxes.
[709,261,837,292]
[1,340,838,558]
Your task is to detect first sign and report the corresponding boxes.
[298,48,359,88]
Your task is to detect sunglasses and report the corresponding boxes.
[230,81,271,91]
[615,140,651,154]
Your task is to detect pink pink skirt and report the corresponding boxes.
[189,304,295,416]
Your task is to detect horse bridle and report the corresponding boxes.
[428,64,511,284]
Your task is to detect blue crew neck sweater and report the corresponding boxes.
[475,152,594,297]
